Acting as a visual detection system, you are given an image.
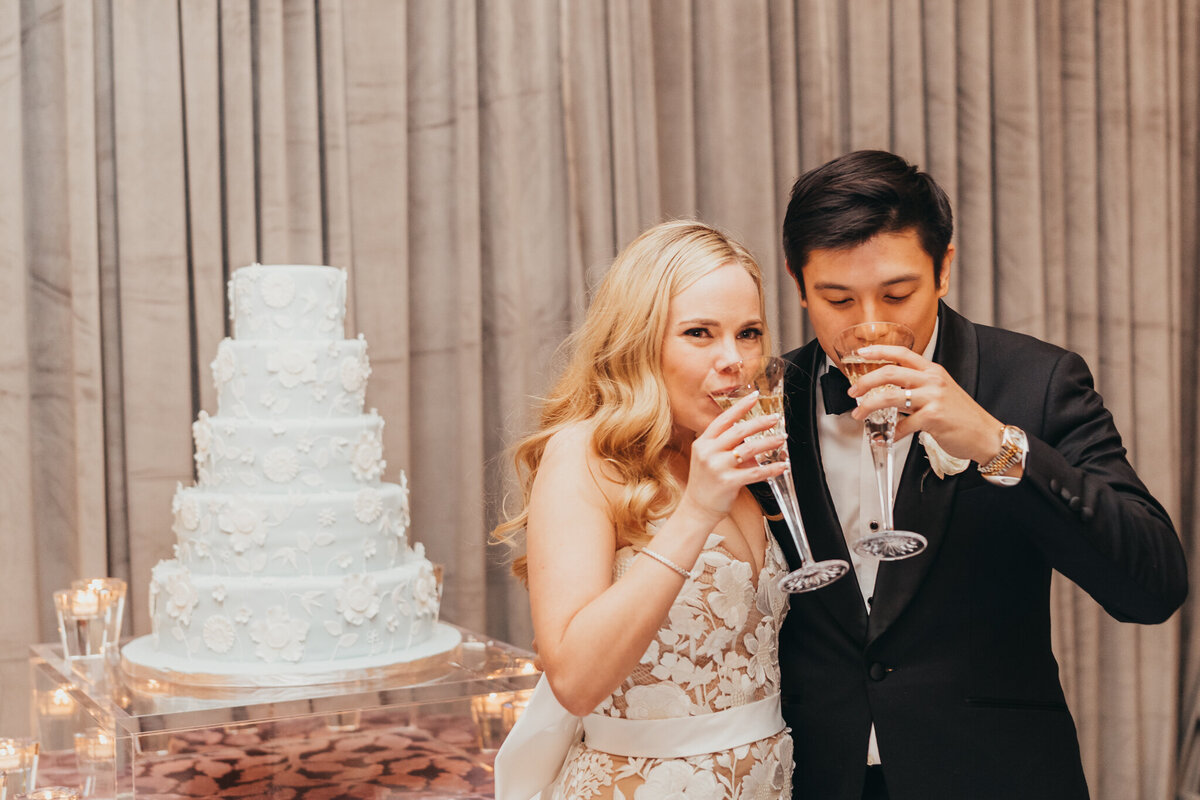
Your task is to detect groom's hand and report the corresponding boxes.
[847,344,1004,465]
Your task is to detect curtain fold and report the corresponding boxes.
[1,3,1196,798]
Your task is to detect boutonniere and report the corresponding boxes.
[919,432,970,479]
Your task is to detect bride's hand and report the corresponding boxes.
[681,392,788,524]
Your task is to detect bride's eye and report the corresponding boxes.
[683,327,711,338]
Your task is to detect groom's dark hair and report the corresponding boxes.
[782,150,954,296]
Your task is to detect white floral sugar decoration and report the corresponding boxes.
[336,574,381,625]
[250,606,308,663]
[354,488,383,523]
[260,271,296,309]
[203,615,237,654]
[350,428,385,482]
[263,447,300,483]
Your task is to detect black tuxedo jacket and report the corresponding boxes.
[773,303,1187,800]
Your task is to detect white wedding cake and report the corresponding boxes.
[122,265,460,684]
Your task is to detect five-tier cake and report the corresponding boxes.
[122,264,460,685]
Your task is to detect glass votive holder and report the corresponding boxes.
[325,709,362,733]
[53,589,110,660]
[16,787,80,800]
[470,692,510,752]
[70,579,126,654]
[33,685,79,752]
[0,738,39,799]
[501,687,535,738]
[72,729,114,799]
[36,687,77,720]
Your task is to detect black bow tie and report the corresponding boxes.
[821,368,856,415]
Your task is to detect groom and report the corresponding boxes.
[771,150,1187,799]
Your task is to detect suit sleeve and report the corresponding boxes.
[1015,350,1187,623]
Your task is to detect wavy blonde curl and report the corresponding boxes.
[492,220,769,582]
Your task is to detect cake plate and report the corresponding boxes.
[119,621,462,691]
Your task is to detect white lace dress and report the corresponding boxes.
[546,530,793,799]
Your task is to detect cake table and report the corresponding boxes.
[29,625,537,799]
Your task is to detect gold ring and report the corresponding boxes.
[904,389,912,410]
[733,448,744,465]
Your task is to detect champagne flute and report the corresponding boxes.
[832,322,928,559]
[712,356,849,593]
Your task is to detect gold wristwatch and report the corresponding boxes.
[977,424,1028,479]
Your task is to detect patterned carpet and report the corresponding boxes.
[38,709,498,799]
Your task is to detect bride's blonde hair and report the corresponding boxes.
[493,220,768,581]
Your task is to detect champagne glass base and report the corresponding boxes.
[777,559,850,593]
[853,531,927,560]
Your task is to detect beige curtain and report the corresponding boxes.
[2,1,1197,797]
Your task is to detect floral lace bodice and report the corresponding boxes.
[549,527,793,799]
[597,531,788,720]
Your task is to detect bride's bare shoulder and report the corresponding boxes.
[540,421,622,501]
[542,420,598,458]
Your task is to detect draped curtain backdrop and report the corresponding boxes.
[1,1,1197,798]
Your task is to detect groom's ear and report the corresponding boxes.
[936,245,954,297]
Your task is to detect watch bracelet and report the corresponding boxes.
[978,426,1022,476]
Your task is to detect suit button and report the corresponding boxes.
[868,662,889,681]
[1060,487,1073,502]
[1068,496,1081,511]
[1081,506,1094,522]
[1050,478,1060,493]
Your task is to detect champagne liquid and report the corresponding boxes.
[713,392,783,418]
[839,355,891,384]
[713,392,786,462]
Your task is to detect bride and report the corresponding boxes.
[494,220,794,798]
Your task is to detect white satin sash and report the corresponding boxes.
[493,682,785,800]
[582,693,785,758]
[494,676,582,800]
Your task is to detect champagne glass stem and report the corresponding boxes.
[767,469,817,566]
[869,433,897,532]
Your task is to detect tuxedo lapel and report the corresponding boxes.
[779,343,868,642]
[867,304,979,645]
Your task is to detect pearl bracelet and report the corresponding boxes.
[640,547,691,579]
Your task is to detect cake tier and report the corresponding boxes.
[212,337,370,420]
[146,558,442,665]
[229,265,347,341]
[172,482,411,577]
[194,412,387,491]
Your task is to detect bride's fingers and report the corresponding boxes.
[702,391,760,437]
[713,413,781,451]
[743,459,790,482]
[732,435,786,465]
